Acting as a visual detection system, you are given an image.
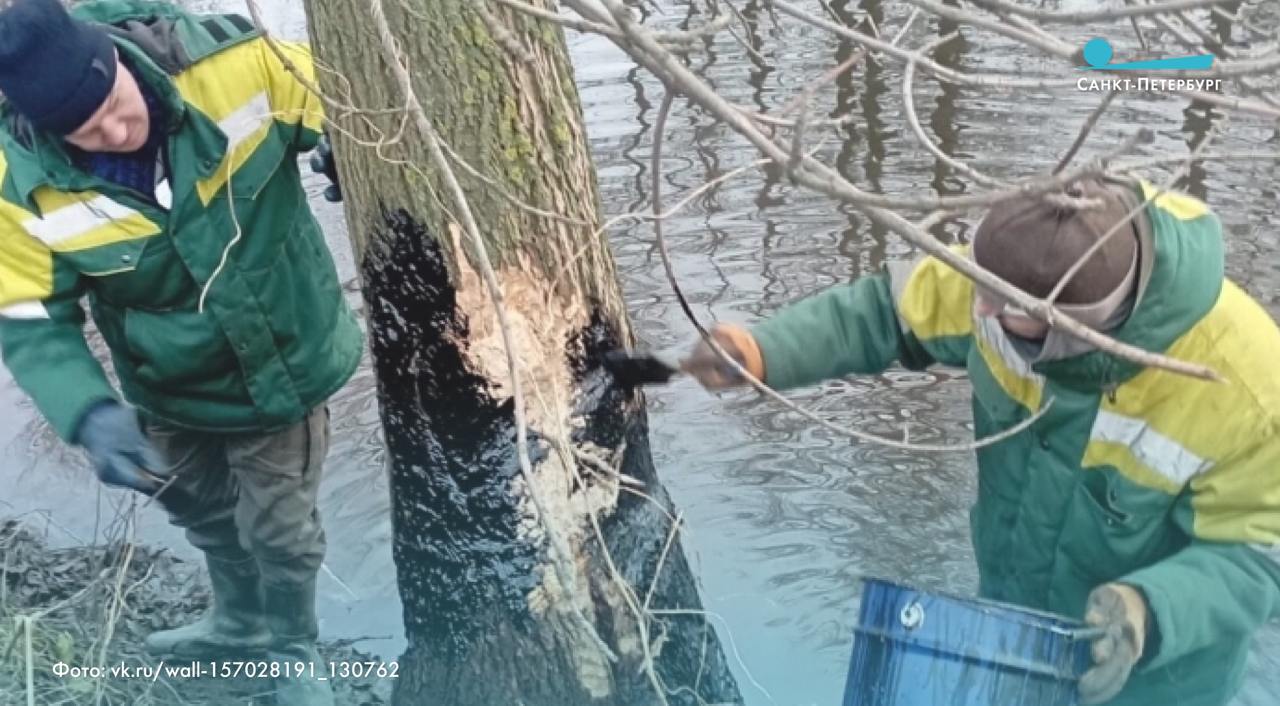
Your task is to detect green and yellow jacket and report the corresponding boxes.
[0,1,362,440]
[752,182,1280,705]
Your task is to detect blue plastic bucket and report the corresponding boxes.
[842,578,1094,706]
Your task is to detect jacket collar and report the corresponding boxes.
[1,34,225,213]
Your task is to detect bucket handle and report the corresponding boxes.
[1052,626,1108,641]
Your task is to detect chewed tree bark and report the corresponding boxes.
[301,1,743,704]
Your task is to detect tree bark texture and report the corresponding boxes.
[300,1,743,704]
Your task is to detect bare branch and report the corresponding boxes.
[778,48,867,118]
[903,34,1005,188]
[720,0,770,66]
[246,0,398,118]
[649,89,1056,453]
[772,0,1078,90]
[1212,4,1274,38]
[1128,2,1150,53]
[774,8,922,161]
[914,0,1280,82]
[967,0,1231,23]
[484,0,623,38]
[737,106,854,128]
[915,210,952,234]
[1048,124,1224,306]
[901,0,1077,56]
[474,1,537,64]
[643,511,684,614]
[1154,5,1280,107]
[569,0,1223,381]
[1055,91,1120,175]
[651,12,735,45]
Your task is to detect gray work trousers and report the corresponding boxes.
[143,406,329,589]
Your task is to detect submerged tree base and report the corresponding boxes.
[364,211,740,706]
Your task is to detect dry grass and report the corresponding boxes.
[0,520,390,705]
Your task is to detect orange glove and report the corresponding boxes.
[1079,583,1149,705]
[679,323,765,390]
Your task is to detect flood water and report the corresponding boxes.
[2,1,1278,705]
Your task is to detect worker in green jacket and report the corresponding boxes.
[684,175,1280,705]
[0,1,360,703]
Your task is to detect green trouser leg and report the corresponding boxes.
[265,577,334,706]
[144,554,272,657]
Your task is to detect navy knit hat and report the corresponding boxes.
[0,0,118,135]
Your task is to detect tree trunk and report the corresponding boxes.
[300,2,743,705]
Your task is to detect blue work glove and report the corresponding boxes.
[309,133,342,203]
[75,402,167,494]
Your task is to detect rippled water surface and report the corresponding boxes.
[3,1,1278,704]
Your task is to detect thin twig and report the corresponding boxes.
[966,0,1230,23]
[1,546,10,612]
[246,0,365,115]
[643,512,684,614]
[93,521,137,706]
[648,608,776,705]
[901,0,1077,57]
[649,89,1056,451]
[1048,124,1224,306]
[651,12,735,46]
[780,35,872,172]
[1129,12,1150,53]
[245,0,415,155]
[915,210,951,233]
[574,0,1222,381]
[772,1,1078,90]
[1055,91,1120,175]
[1156,6,1280,107]
[474,1,536,64]
[897,0,1280,119]
[1211,4,1271,38]
[529,368,672,705]
[721,0,769,66]
[570,446,645,487]
[776,51,866,117]
[903,34,1004,187]
[486,0,625,38]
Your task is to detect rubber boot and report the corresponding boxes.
[265,577,334,706]
[145,555,273,657]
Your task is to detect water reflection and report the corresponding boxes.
[579,3,1280,705]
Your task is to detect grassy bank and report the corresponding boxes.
[1,520,391,705]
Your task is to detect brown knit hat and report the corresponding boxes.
[973,178,1141,305]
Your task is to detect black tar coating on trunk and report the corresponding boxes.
[363,208,742,705]
[362,208,542,656]
[569,294,744,705]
